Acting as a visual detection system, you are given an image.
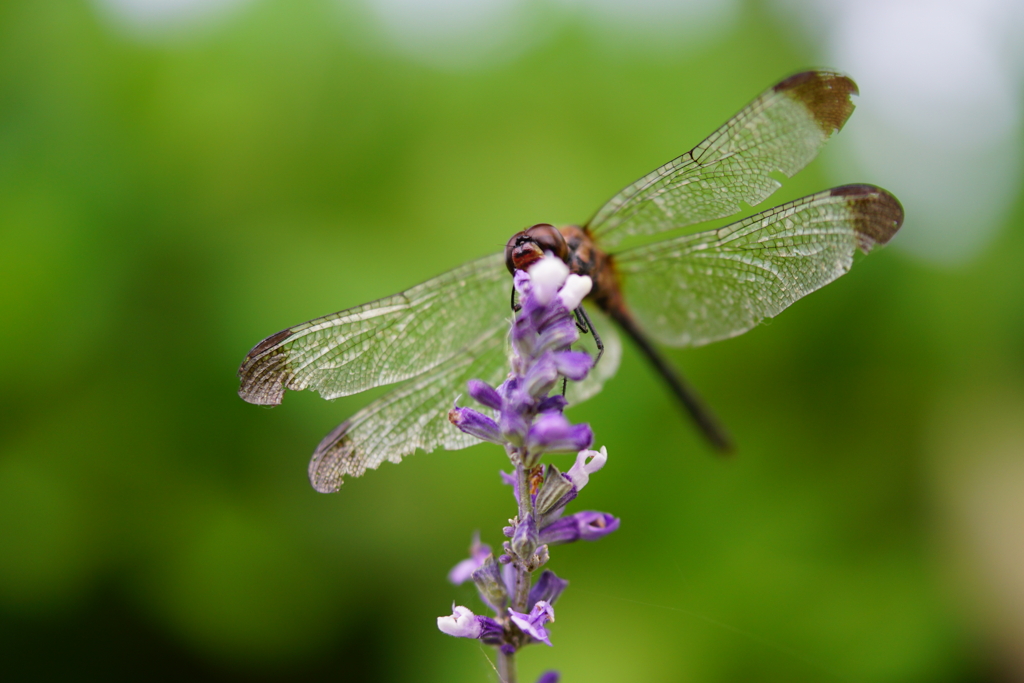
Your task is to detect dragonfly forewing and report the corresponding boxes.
[588,71,858,248]
[614,184,904,348]
[238,252,509,406]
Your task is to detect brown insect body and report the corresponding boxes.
[505,223,625,318]
[557,224,625,317]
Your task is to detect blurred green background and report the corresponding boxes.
[2,0,1023,681]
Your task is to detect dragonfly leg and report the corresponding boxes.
[574,305,604,365]
[510,284,521,313]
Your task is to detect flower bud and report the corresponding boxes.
[534,465,574,516]
[448,406,502,444]
[467,379,503,411]
[471,554,508,611]
[510,514,538,559]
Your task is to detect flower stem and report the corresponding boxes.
[498,648,517,683]
[513,457,533,613]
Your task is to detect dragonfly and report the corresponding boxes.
[239,70,904,493]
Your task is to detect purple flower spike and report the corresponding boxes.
[448,406,502,444]
[528,569,568,608]
[539,511,620,545]
[509,600,556,646]
[448,533,492,585]
[526,412,594,456]
[467,379,503,411]
[536,672,561,683]
[440,253,618,663]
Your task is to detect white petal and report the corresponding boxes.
[557,274,593,310]
[437,605,482,638]
[529,254,569,305]
[567,446,608,491]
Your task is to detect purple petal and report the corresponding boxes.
[511,313,539,354]
[467,379,503,411]
[501,558,517,597]
[448,557,479,585]
[535,315,579,352]
[522,352,559,398]
[448,406,502,444]
[537,395,568,413]
[448,533,492,584]
[513,269,531,294]
[477,618,505,646]
[526,413,593,455]
[553,350,592,381]
[536,672,561,683]
[528,569,568,608]
[499,408,529,447]
[509,601,555,646]
[575,511,620,541]
[540,511,619,545]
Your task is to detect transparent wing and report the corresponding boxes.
[238,252,509,405]
[614,185,904,348]
[308,326,510,492]
[588,71,858,248]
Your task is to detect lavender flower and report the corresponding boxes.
[438,253,620,680]
[508,601,555,646]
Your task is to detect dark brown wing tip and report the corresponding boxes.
[831,184,905,251]
[236,327,295,406]
[774,70,859,134]
[245,328,293,361]
[308,421,354,493]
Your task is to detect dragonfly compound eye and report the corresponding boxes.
[504,224,569,274]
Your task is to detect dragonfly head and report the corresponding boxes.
[505,224,569,274]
